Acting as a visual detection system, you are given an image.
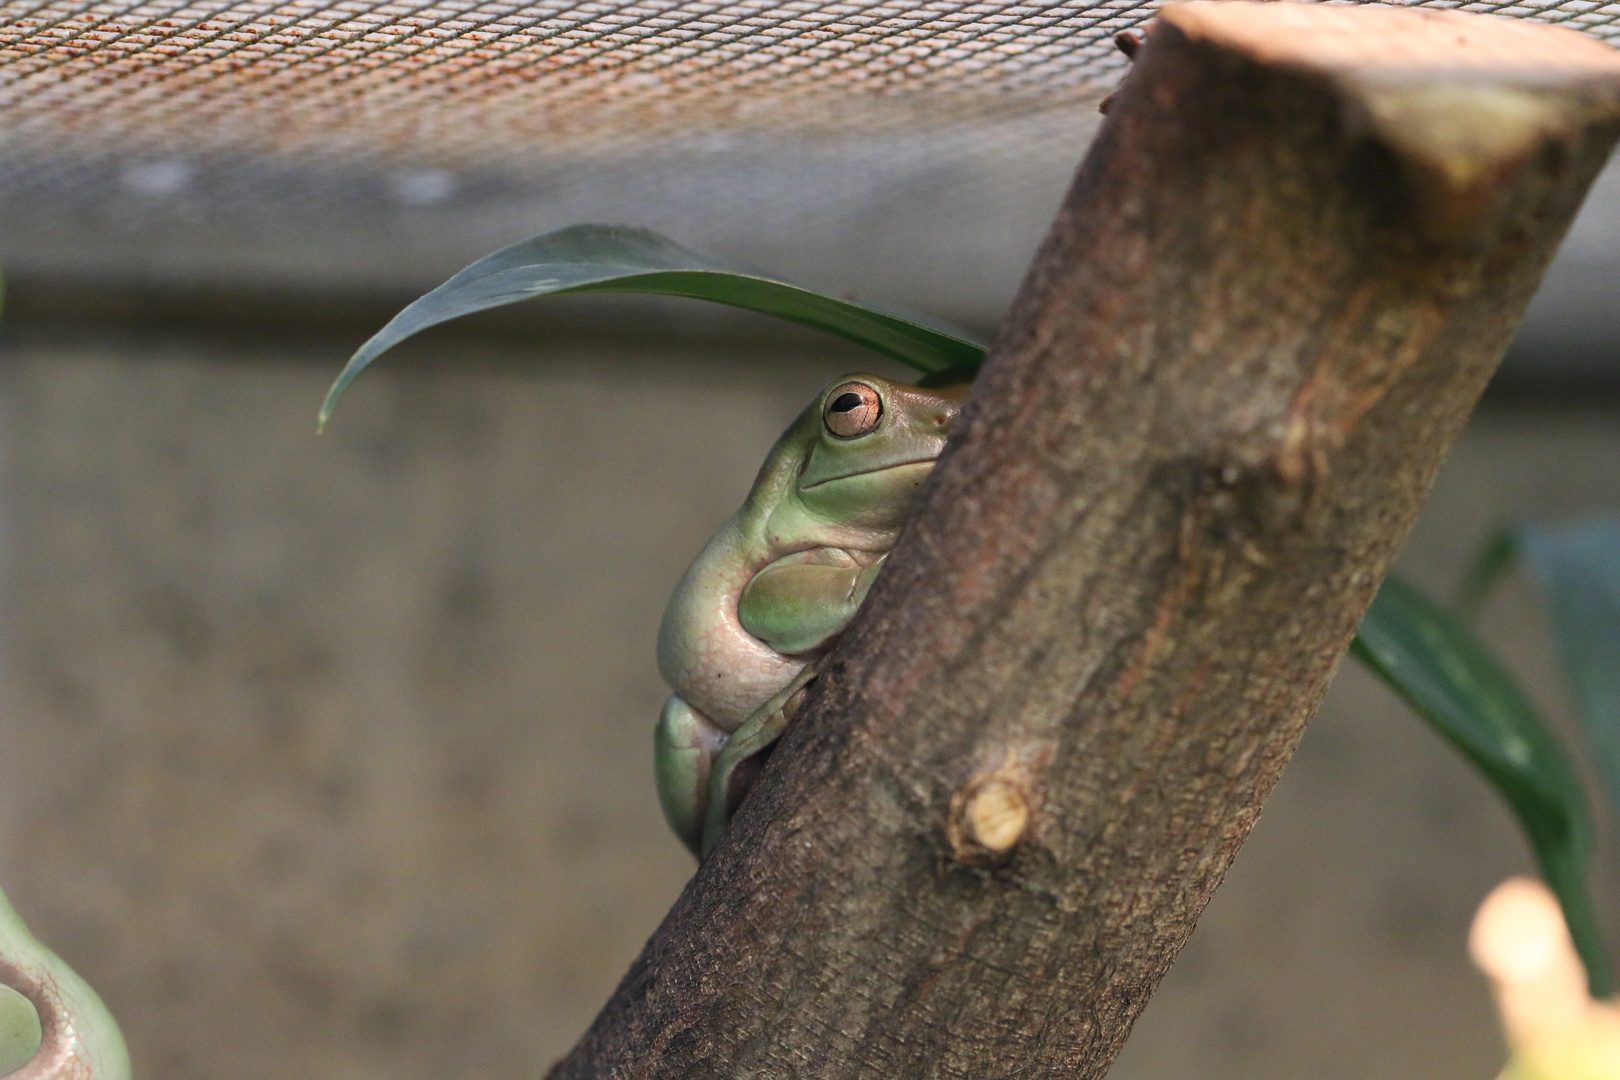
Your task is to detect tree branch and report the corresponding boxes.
[551,4,1620,1076]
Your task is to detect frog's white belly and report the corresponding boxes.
[669,617,807,731]
[657,527,808,730]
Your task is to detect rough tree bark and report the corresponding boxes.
[552,4,1620,1077]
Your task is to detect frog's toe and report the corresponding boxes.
[700,733,781,859]
[698,669,817,857]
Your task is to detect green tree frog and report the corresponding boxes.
[655,372,970,858]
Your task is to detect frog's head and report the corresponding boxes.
[794,373,971,528]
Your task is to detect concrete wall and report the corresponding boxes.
[0,319,1614,1080]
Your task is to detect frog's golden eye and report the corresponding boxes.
[823,382,883,438]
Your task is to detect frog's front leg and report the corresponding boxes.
[654,695,727,857]
[699,663,820,857]
[737,549,886,657]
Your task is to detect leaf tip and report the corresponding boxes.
[317,386,342,434]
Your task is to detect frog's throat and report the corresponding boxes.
[798,457,935,490]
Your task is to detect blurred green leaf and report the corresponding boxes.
[1454,527,1518,623]
[1458,520,1620,821]
[321,224,988,429]
[0,983,40,1076]
[1516,520,1620,820]
[0,883,131,1079]
[1352,574,1611,996]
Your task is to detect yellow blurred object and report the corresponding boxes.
[1472,877,1620,1080]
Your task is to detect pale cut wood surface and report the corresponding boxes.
[1172,1,1620,75]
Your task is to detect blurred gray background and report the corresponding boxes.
[0,74,1617,1080]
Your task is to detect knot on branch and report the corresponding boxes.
[1175,425,1317,577]
[1148,424,1326,621]
[947,754,1044,864]
[1200,435,1312,535]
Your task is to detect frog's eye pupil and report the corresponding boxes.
[823,382,883,438]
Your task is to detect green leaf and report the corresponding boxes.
[321,224,988,429]
[0,983,40,1076]
[0,883,131,1079]
[1456,520,1620,824]
[1517,519,1620,824]
[1453,527,1518,623]
[1352,574,1611,996]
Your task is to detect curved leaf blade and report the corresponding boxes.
[0,881,131,1079]
[1352,573,1611,996]
[1519,518,1620,822]
[1454,527,1518,623]
[320,224,988,429]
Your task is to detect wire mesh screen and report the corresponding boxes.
[0,0,1115,174]
[1,0,1619,358]
[3,0,1143,164]
[6,0,1620,164]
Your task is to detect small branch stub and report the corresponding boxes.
[949,771,1033,860]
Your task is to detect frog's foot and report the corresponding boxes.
[699,665,819,858]
[655,695,727,857]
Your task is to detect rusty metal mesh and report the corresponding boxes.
[6,0,1620,167]
[2,0,1145,168]
[1,0,1619,348]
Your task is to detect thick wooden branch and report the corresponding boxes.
[552,5,1620,1077]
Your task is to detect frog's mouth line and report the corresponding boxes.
[800,457,936,490]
